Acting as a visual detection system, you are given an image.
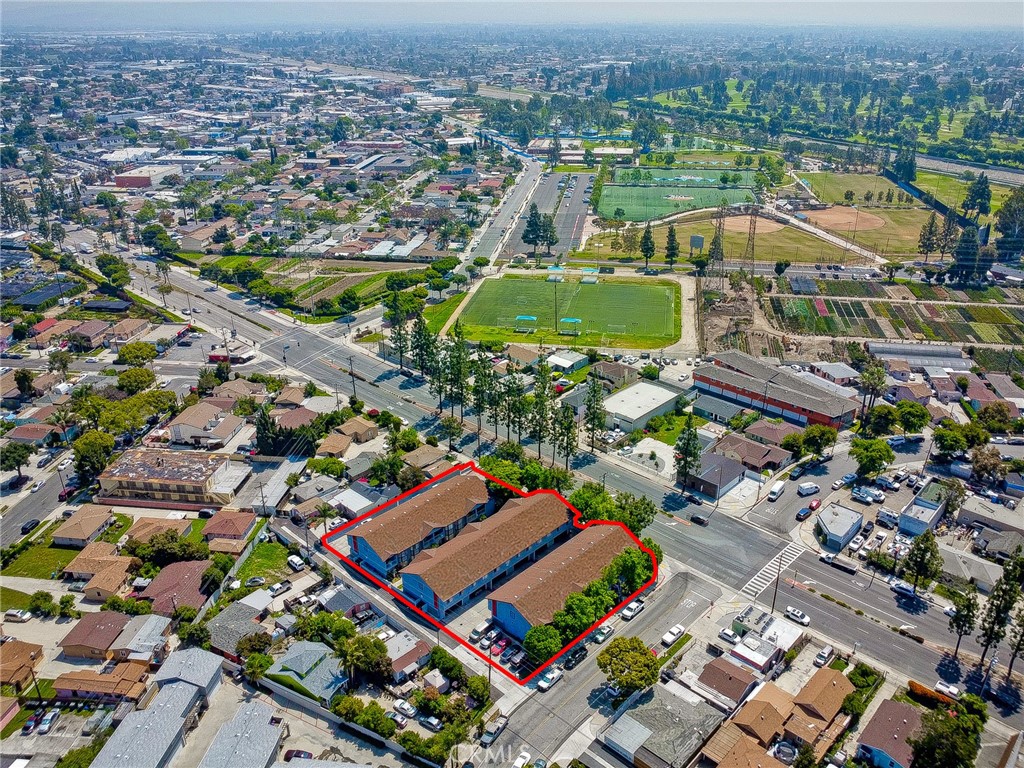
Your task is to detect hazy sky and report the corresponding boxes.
[4,1,1022,31]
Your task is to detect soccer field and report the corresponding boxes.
[458,276,680,348]
[598,185,751,222]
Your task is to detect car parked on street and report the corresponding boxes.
[537,667,563,692]
[592,625,614,644]
[661,623,686,646]
[621,600,645,620]
[785,606,810,626]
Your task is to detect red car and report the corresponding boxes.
[59,485,79,502]
[808,498,821,511]
[490,637,509,656]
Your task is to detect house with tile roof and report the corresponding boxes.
[347,471,490,577]
[489,524,636,642]
[401,493,574,619]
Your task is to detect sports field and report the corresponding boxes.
[598,185,751,222]
[458,276,680,348]
[913,170,1014,222]
[613,168,760,186]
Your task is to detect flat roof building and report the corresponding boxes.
[401,493,574,619]
[98,449,251,508]
[197,700,285,768]
[489,524,636,642]
[603,381,680,432]
[816,503,864,551]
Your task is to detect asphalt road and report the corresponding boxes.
[1,466,66,548]
[482,570,722,765]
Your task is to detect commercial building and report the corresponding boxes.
[816,503,864,551]
[114,164,182,188]
[488,524,636,642]
[401,493,574,619]
[898,478,947,537]
[855,699,922,768]
[98,448,251,508]
[346,471,490,578]
[603,381,680,432]
[694,352,858,428]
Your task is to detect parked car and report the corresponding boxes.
[21,716,38,734]
[284,750,314,761]
[5,609,32,623]
[592,625,614,644]
[537,667,563,692]
[848,535,865,552]
[564,645,588,669]
[419,715,444,733]
[268,582,290,597]
[198,507,217,519]
[479,629,500,650]
[621,600,645,620]
[30,480,45,493]
[831,479,847,490]
[661,623,686,646]
[935,681,961,698]
[512,753,533,768]
[38,710,60,734]
[785,606,811,626]
[20,519,41,535]
[244,577,266,588]
[490,637,509,656]
[808,498,821,511]
[386,711,408,729]
[394,699,417,718]
[796,507,813,522]
[718,628,740,645]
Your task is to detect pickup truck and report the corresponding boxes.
[480,714,508,746]
[819,552,859,574]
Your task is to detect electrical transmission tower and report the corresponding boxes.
[744,206,758,317]
[710,200,728,294]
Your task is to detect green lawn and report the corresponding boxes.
[458,275,680,349]
[423,294,467,334]
[647,411,709,446]
[598,184,752,222]
[613,168,760,186]
[235,542,289,583]
[2,522,79,579]
[801,172,903,205]
[580,215,851,264]
[185,518,208,543]
[0,586,32,611]
[805,206,935,256]
[1,708,32,739]
[913,170,1014,222]
[99,514,133,544]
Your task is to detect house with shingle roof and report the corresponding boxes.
[207,602,263,663]
[743,420,804,447]
[266,641,348,706]
[401,493,574,618]
[53,504,115,548]
[125,517,193,543]
[167,402,244,448]
[203,510,256,541]
[272,406,318,430]
[347,471,490,578]
[60,611,133,660]
[338,416,378,443]
[64,541,138,602]
[855,699,922,768]
[140,559,213,616]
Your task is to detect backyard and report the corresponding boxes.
[1,522,79,579]
[235,541,290,583]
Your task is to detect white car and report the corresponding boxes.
[537,667,563,691]
[621,600,645,620]
[943,605,958,617]
[58,458,73,471]
[718,628,740,645]
[30,480,45,493]
[831,479,846,490]
[990,436,1008,445]
[394,698,417,718]
[848,535,865,552]
[935,681,961,698]
[592,625,614,644]
[661,623,686,646]
[785,606,811,626]
[512,752,532,768]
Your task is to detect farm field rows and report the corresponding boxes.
[766,295,1024,344]
[458,275,680,348]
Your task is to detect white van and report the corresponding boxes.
[797,482,820,497]
[469,619,494,643]
[767,481,785,502]
[814,645,835,667]
[287,555,305,572]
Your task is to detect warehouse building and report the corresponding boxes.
[694,351,858,428]
[401,493,574,619]
[602,381,680,432]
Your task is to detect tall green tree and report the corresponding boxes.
[664,225,679,268]
[896,400,930,435]
[977,558,1023,664]
[73,430,115,480]
[952,225,981,282]
[802,425,837,457]
[438,416,463,451]
[948,589,980,659]
[938,211,960,258]
[674,413,702,485]
[639,223,655,270]
[858,363,887,422]
[446,321,471,419]
[994,185,1024,262]
[1005,605,1024,679]
[410,313,437,377]
[902,529,942,593]
[529,361,553,458]
[918,211,940,259]
[385,292,409,371]
[1,442,33,479]
[962,172,992,221]
[542,213,559,257]
[597,636,659,694]
[522,203,544,258]
[552,404,578,470]
[582,376,607,452]
[849,437,895,477]
[14,368,34,397]
[523,625,563,665]
[908,698,986,768]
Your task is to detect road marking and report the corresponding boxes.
[740,542,805,600]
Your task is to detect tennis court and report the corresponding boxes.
[458,276,680,348]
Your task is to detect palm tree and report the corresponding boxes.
[47,406,78,446]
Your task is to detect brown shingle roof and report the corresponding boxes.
[274,386,306,407]
[65,541,135,579]
[857,699,922,768]
[59,611,132,654]
[718,738,788,768]
[140,559,212,616]
[126,517,192,543]
[169,402,226,429]
[338,416,377,437]
[203,510,255,539]
[0,640,43,686]
[487,524,636,627]
[54,661,149,701]
[793,667,854,722]
[733,699,786,746]
[317,432,352,457]
[56,504,112,544]
[274,406,318,430]
[402,493,571,601]
[743,420,804,446]
[349,473,488,561]
[697,657,757,703]
[401,444,446,469]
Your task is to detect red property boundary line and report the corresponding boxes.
[320,461,657,686]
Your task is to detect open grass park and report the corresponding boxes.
[597,185,751,222]
[457,275,680,348]
[913,170,1015,222]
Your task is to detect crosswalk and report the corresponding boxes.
[740,542,805,600]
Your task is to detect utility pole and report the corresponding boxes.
[348,356,357,399]
[770,548,784,614]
